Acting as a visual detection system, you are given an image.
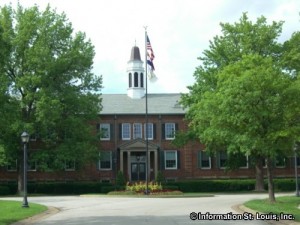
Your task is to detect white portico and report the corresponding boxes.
[118,138,159,181]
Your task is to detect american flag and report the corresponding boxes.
[146,35,156,81]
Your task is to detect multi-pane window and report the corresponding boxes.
[133,123,142,139]
[100,123,110,140]
[28,159,37,171]
[219,151,228,168]
[99,151,112,170]
[144,123,153,140]
[239,155,249,168]
[198,151,211,169]
[65,160,75,171]
[122,123,131,140]
[296,157,300,168]
[7,159,17,172]
[275,156,286,168]
[165,123,175,140]
[165,150,177,170]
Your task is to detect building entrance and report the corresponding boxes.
[131,162,146,181]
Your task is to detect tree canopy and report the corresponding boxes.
[180,13,300,202]
[0,4,102,171]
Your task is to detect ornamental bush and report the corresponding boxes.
[126,181,162,192]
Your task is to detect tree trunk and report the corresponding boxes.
[266,157,276,203]
[255,156,265,191]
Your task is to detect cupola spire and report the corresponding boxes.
[127,45,145,99]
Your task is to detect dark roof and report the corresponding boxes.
[129,46,141,61]
[100,93,185,115]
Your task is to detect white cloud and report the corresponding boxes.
[1,0,300,94]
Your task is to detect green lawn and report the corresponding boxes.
[244,196,300,221]
[0,200,47,225]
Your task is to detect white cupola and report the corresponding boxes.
[127,46,145,99]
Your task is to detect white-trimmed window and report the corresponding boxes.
[133,123,142,139]
[65,160,75,171]
[275,157,286,168]
[7,159,17,172]
[296,157,300,168]
[30,133,37,141]
[144,123,153,140]
[165,150,177,170]
[198,151,211,169]
[239,155,249,169]
[99,151,112,170]
[28,160,37,171]
[100,123,110,140]
[122,123,131,140]
[218,151,228,169]
[165,123,175,140]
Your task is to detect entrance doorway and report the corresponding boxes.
[131,162,146,181]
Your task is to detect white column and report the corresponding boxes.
[148,151,151,181]
[120,150,123,172]
[128,151,131,181]
[154,150,158,180]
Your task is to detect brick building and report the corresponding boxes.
[0,45,297,183]
[93,45,297,183]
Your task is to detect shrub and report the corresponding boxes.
[126,181,162,192]
[0,186,10,195]
[155,171,165,184]
[116,171,126,187]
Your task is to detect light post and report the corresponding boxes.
[21,131,29,208]
[294,143,299,197]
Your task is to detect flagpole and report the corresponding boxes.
[144,26,149,195]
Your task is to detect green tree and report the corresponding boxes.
[193,54,299,202]
[282,31,300,78]
[0,4,102,192]
[181,13,285,193]
[182,13,300,200]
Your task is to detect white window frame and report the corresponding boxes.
[275,157,286,168]
[165,150,177,170]
[165,123,175,140]
[296,157,300,168]
[133,123,142,139]
[122,123,131,140]
[30,133,37,141]
[99,151,112,170]
[65,160,76,171]
[100,123,110,140]
[219,151,227,169]
[7,159,17,172]
[144,123,153,140]
[28,160,37,171]
[199,151,211,169]
[239,155,249,169]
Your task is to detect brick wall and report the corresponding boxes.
[0,113,298,182]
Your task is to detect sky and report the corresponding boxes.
[1,0,300,94]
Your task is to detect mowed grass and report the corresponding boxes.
[244,196,300,221]
[0,200,47,225]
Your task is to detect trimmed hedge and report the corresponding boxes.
[0,182,113,195]
[0,178,297,195]
[27,182,113,194]
[0,186,10,195]
[168,178,298,193]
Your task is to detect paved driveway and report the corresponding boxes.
[2,193,295,225]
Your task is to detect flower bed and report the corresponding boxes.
[107,182,183,196]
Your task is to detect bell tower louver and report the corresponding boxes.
[127,46,145,99]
